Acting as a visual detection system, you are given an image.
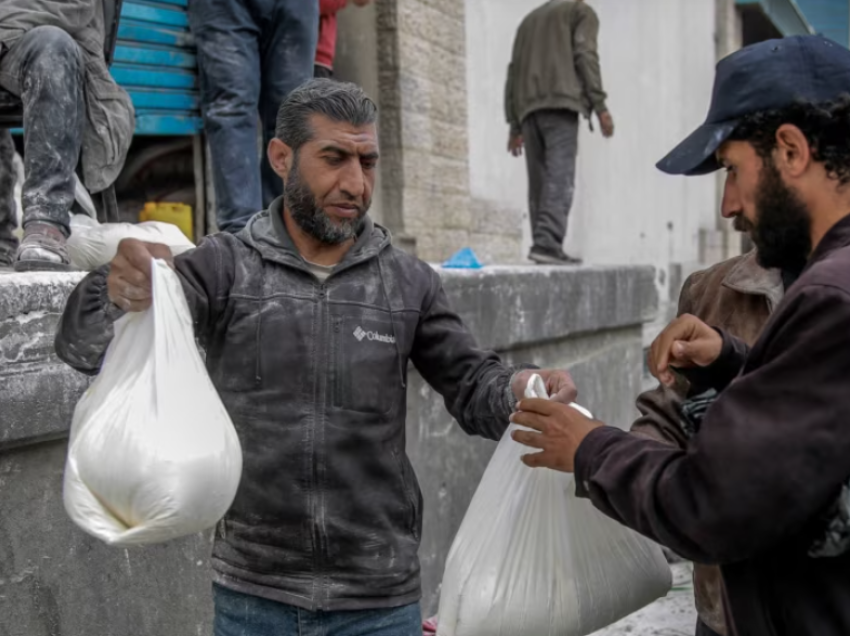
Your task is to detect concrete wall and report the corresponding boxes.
[0,264,655,633]
[335,1,386,228]
[465,0,719,292]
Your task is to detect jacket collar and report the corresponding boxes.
[722,249,785,312]
[807,212,850,269]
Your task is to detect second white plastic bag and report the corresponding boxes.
[63,259,243,546]
[437,375,671,636]
[67,214,195,271]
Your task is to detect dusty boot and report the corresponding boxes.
[14,222,72,272]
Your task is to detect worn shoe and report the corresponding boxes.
[528,246,582,266]
[14,222,72,272]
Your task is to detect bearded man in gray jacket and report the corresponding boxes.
[55,79,575,636]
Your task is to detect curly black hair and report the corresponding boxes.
[728,94,850,185]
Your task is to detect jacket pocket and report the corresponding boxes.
[331,313,400,415]
[392,448,421,541]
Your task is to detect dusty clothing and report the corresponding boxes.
[577,214,850,635]
[316,0,347,70]
[0,0,134,193]
[504,0,607,134]
[55,199,528,611]
[188,0,318,233]
[521,109,579,253]
[0,130,15,264]
[0,27,87,237]
[632,251,782,635]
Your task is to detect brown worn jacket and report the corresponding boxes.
[631,250,782,635]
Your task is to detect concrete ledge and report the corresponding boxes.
[0,273,88,450]
[0,265,656,450]
[436,265,657,351]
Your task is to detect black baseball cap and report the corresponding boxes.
[657,35,850,176]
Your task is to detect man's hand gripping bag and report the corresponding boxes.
[63,259,242,546]
[437,375,671,636]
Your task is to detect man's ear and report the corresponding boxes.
[774,123,812,179]
[268,138,293,181]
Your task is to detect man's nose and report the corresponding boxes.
[338,162,366,201]
[721,174,742,219]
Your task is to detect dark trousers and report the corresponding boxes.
[188,0,318,233]
[0,130,16,263]
[213,584,422,636]
[521,109,579,253]
[0,25,86,252]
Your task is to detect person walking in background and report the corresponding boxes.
[505,0,614,266]
[188,0,318,234]
[315,0,372,79]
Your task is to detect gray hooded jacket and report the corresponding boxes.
[55,200,527,611]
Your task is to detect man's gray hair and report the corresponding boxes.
[275,79,378,151]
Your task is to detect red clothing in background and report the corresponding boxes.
[316,0,347,70]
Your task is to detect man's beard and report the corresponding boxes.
[735,158,812,276]
[285,159,368,245]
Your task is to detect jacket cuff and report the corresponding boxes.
[593,100,608,115]
[574,426,626,498]
[676,328,747,394]
[506,364,540,411]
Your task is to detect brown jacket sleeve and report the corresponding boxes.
[630,272,702,447]
[575,283,850,564]
[572,4,607,115]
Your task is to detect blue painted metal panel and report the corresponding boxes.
[128,89,199,110]
[118,20,194,48]
[120,2,189,29]
[135,113,203,135]
[112,0,201,135]
[112,64,198,89]
[794,0,850,46]
[737,0,815,36]
[114,44,196,69]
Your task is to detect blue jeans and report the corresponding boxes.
[188,0,318,233]
[213,584,422,636]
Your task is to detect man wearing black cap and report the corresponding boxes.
[507,35,850,635]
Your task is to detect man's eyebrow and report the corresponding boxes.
[319,145,379,161]
[320,144,350,156]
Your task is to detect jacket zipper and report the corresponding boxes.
[312,283,329,606]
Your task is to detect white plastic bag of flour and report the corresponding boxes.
[437,375,671,636]
[63,259,242,546]
[67,214,195,271]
